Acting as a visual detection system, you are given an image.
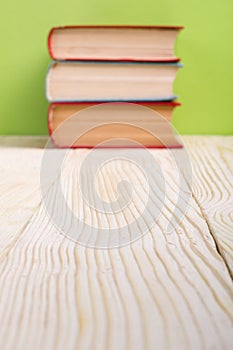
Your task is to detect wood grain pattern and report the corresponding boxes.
[184,136,233,275]
[0,147,43,260]
[0,136,232,350]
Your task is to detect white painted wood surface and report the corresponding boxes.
[0,136,232,350]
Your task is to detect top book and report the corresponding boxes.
[48,25,183,62]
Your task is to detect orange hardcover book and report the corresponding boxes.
[48,102,182,148]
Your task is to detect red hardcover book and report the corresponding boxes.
[48,25,183,62]
[48,101,182,149]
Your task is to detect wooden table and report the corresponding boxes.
[0,136,232,350]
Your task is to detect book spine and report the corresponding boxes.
[48,28,56,60]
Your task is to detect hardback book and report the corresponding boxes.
[48,101,182,148]
[48,25,183,62]
[46,61,182,102]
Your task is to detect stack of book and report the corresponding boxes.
[46,25,183,148]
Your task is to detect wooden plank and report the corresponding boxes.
[0,147,44,261]
[184,136,233,275]
[0,138,232,350]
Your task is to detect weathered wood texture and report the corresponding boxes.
[0,136,232,350]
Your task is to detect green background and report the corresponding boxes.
[0,0,233,135]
